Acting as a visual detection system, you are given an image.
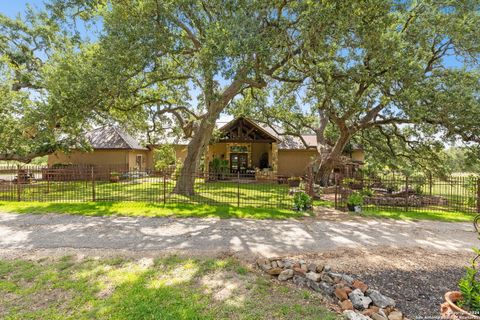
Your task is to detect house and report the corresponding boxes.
[48,126,151,170]
[48,117,364,177]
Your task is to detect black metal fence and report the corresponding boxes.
[332,174,480,214]
[0,165,299,209]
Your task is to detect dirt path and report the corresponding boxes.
[0,211,475,259]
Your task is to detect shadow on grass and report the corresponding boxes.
[0,256,338,320]
[0,201,310,220]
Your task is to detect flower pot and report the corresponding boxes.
[441,291,480,319]
[288,180,301,188]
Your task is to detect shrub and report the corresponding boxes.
[361,188,374,197]
[458,249,480,312]
[347,192,363,206]
[293,191,312,211]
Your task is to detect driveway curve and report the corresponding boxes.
[0,211,475,259]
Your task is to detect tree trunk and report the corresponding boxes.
[315,130,351,186]
[173,113,219,195]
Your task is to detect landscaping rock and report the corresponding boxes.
[300,263,308,272]
[349,289,372,310]
[266,267,283,275]
[371,313,388,320]
[283,260,293,269]
[335,287,349,301]
[316,264,325,273]
[292,275,307,287]
[307,263,317,272]
[367,290,395,308]
[319,281,334,296]
[321,273,334,283]
[352,280,368,293]
[257,258,271,271]
[276,260,284,268]
[324,265,332,272]
[339,299,354,311]
[343,310,373,320]
[278,269,294,281]
[306,271,322,282]
[362,306,380,317]
[271,261,278,268]
[293,266,306,275]
[387,311,403,320]
[342,274,355,285]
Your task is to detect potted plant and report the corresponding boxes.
[346,191,363,212]
[442,216,480,319]
[288,176,301,188]
[442,254,480,319]
[110,171,120,183]
[293,191,312,211]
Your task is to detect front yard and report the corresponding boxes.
[0,201,311,219]
[0,179,293,209]
[0,255,338,320]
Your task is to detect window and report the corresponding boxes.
[230,145,248,153]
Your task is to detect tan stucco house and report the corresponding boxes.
[48,126,152,170]
[48,117,364,177]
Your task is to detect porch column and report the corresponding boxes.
[271,142,278,174]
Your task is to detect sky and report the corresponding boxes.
[1,0,45,17]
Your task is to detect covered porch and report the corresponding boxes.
[204,117,279,180]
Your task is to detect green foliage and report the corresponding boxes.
[464,175,478,207]
[347,192,363,206]
[361,188,374,197]
[293,192,312,211]
[153,145,176,171]
[210,158,229,174]
[458,249,480,312]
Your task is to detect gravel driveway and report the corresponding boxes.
[0,211,475,258]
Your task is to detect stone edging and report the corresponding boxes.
[256,257,410,320]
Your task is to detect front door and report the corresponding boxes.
[230,153,248,173]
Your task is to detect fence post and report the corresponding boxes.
[163,172,166,205]
[429,172,433,196]
[91,167,96,202]
[405,176,409,212]
[334,174,338,209]
[16,166,21,202]
[477,178,480,213]
[237,171,240,207]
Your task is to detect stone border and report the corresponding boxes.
[256,258,410,320]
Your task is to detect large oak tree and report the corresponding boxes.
[49,0,301,194]
[237,0,480,184]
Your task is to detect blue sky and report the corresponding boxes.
[1,0,45,17]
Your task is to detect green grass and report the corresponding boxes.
[360,207,476,222]
[0,201,311,219]
[0,256,339,320]
[1,179,292,208]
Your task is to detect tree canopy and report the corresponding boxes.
[1,0,479,189]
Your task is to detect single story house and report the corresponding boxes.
[48,126,152,170]
[48,117,364,177]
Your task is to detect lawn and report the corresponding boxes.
[0,201,310,219]
[360,207,476,222]
[0,179,293,209]
[314,198,475,222]
[0,255,339,320]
